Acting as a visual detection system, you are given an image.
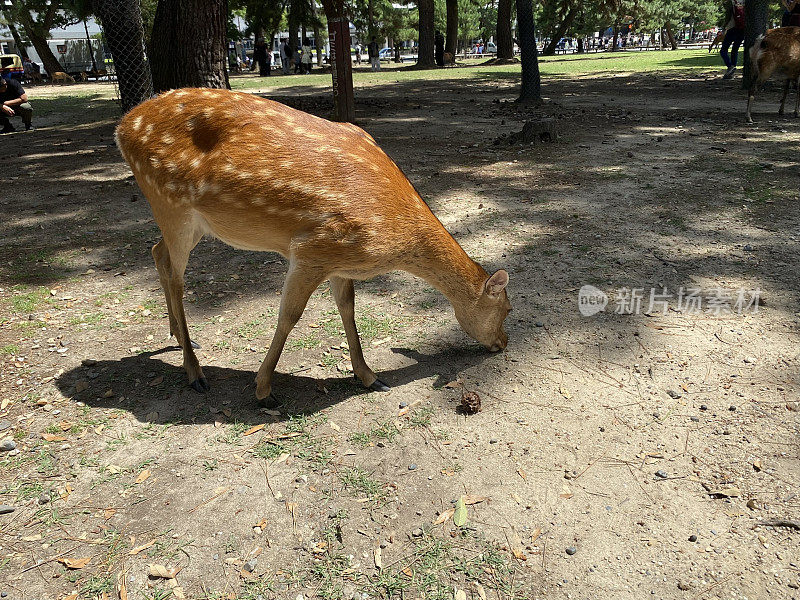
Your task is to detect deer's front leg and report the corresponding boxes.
[330,276,390,392]
[255,263,326,401]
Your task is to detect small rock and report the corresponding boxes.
[744,244,753,251]
[655,470,668,479]
[729,405,737,412]
[678,582,691,591]
[535,321,544,327]
[243,558,257,572]
[0,505,16,515]
[0,439,16,452]
[689,535,697,542]
[0,421,10,432]
[743,356,756,364]
[38,492,51,505]
[699,404,708,411]
[667,390,682,399]
[399,402,408,408]
[408,464,417,471]
[411,528,424,537]
[565,546,577,556]
[489,438,498,444]
[82,358,98,366]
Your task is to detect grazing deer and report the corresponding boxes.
[747,27,800,123]
[51,72,75,84]
[115,88,511,402]
[709,30,726,52]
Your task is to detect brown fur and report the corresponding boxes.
[51,71,75,84]
[709,30,725,52]
[747,27,800,122]
[115,88,511,400]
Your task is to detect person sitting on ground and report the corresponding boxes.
[0,76,33,133]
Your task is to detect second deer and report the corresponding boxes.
[115,89,511,402]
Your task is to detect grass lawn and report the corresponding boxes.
[229,49,724,92]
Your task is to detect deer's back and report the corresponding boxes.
[754,27,800,79]
[116,89,435,267]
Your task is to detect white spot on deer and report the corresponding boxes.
[175,103,185,113]
[190,156,202,170]
[133,160,142,173]
[165,182,178,193]
[132,115,143,131]
[149,156,161,169]
[186,117,198,131]
[162,133,175,145]
[222,162,236,173]
[173,90,188,97]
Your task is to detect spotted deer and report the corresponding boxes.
[115,88,511,402]
[747,27,800,123]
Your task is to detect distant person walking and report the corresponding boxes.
[281,40,291,74]
[251,39,271,76]
[354,43,362,65]
[782,0,800,25]
[435,30,445,66]
[368,36,380,71]
[720,0,745,79]
[301,39,313,74]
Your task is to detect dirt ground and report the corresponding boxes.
[1,63,799,600]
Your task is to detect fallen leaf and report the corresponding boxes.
[129,539,155,555]
[453,496,467,527]
[117,571,128,600]
[752,459,762,472]
[58,557,91,569]
[106,465,122,474]
[104,508,116,520]
[276,432,303,440]
[58,421,73,431]
[530,527,542,542]
[0,398,10,410]
[62,593,78,600]
[374,546,382,569]
[559,386,571,399]
[242,424,266,436]
[42,433,67,442]
[75,380,89,393]
[149,376,164,386]
[58,484,73,501]
[329,421,341,432]
[463,495,489,505]
[148,564,177,579]
[134,469,151,484]
[443,379,463,389]
[254,518,268,529]
[401,566,413,577]
[434,508,455,525]
[476,583,487,600]
[714,487,741,498]
[517,468,527,480]
[510,492,522,504]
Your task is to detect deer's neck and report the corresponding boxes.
[403,220,487,307]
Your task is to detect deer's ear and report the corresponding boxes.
[485,270,509,296]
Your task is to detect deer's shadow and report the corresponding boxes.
[54,344,492,425]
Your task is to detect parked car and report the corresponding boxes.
[379,47,393,61]
[486,41,497,53]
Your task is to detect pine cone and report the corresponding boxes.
[460,391,481,414]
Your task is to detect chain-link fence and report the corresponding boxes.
[93,0,153,113]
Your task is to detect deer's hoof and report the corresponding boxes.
[369,378,391,392]
[259,392,282,409]
[190,377,210,393]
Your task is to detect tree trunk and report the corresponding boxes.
[150,0,229,93]
[3,15,29,59]
[368,0,375,38]
[516,0,541,103]
[743,0,768,89]
[84,20,99,73]
[541,7,576,56]
[446,0,459,59]
[14,7,63,75]
[417,0,435,67]
[665,21,678,50]
[495,0,513,60]
[577,37,584,53]
[320,0,355,122]
[288,0,300,58]
[312,6,323,66]
[611,25,619,51]
[93,0,153,111]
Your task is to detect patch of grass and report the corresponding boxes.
[9,286,50,313]
[408,405,436,428]
[68,312,105,326]
[251,413,333,470]
[288,332,320,350]
[356,312,397,340]
[81,575,115,596]
[0,344,19,355]
[236,314,272,340]
[339,466,385,503]
[348,431,371,447]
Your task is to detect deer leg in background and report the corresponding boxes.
[794,77,800,116]
[255,263,327,401]
[152,238,202,350]
[779,79,790,115]
[161,227,207,392]
[330,276,389,392]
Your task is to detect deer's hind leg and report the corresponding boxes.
[779,79,790,115]
[153,212,206,392]
[330,276,389,392]
[794,76,800,117]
